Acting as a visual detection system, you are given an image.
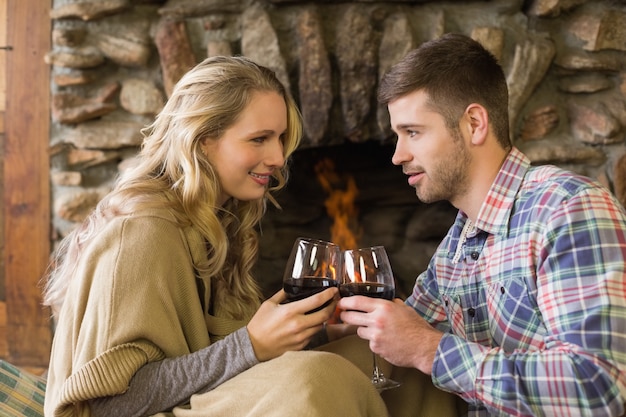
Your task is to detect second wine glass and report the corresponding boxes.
[340,245,401,392]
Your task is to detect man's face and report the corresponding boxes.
[388,89,471,205]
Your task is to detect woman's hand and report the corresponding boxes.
[246,287,339,361]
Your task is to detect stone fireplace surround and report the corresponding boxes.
[47,0,626,295]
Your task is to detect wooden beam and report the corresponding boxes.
[0,0,6,311]
[0,1,6,115]
[4,0,52,367]
[0,301,7,358]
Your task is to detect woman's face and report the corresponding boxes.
[201,90,288,206]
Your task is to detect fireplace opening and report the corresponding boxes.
[254,141,457,298]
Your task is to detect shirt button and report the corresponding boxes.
[468,308,476,317]
[470,251,479,260]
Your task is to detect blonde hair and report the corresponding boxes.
[43,56,303,319]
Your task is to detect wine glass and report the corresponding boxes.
[340,245,401,392]
[282,237,342,313]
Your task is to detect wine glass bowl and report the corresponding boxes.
[340,245,401,392]
[340,246,395,300]
[282,237,342,311]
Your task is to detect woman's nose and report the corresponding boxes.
[267,138,285,167]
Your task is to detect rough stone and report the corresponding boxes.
[569,9,626,52]
[50,0,131,21]
[52,27,87,47]
[376,13,415,138]
[507,34,556,131]
[525,0,587,17]
[51,171,83,186]
[295,7,332,146]
[555,51,623,72]
[569,102,623,145]
[241,3,291,92]
[52,68,100,86]
[154,18,198,97]
[44,46,106,69]
[55,188,110,223]
[614,153,626,208]
[52,94,117,124]
[471,27,504,62]
[207,40,232,57]
[52,82,120,124]
[120,78,165,115]
[558,73,613,93]
[158,0,243,18]
[519,105,559,141]
[63,119,145,149]
[606,96,626,127]
[96,32,152,67]
[521,140,606,166]
[336,5,377,142]
[66,148,121,169]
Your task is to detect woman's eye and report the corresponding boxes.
[252,136,266,143]
[408,130,418,138]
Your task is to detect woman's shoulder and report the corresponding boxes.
[110,207,182,232]
[94,207,189,251]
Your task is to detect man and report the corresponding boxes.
[337,33,626,416]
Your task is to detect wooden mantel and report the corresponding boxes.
[0,0,52,370]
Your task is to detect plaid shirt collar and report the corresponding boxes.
[472,147,530,238]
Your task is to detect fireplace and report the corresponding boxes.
[253,140,458,299]
[46,0,626,300]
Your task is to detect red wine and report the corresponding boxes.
[283,277,338,302]
[339,282,394,300]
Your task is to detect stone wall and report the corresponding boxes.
[46,0,626,295]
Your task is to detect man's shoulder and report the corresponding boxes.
[524,164,604,198]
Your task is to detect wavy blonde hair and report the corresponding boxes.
[43,56,303,319]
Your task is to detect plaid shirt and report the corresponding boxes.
[406,147,626,416]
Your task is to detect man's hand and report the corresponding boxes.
[337,296,443,375]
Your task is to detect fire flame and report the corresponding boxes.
[315,157,361,251]
[315,157,362,322]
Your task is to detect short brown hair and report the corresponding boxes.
[378,33,511,149]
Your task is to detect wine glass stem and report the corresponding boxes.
[372,352,383,382]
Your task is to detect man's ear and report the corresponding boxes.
[464,103,489,145]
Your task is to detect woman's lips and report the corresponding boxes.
[250,172,271,185]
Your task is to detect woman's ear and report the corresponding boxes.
[199,136,211,158]
[465,103,489,145]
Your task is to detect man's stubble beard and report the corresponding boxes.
[415,130,471,205]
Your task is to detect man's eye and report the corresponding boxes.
[407,130,417,137]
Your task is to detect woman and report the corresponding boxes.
[42,56,387,417]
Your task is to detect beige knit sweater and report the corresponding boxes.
[44,209,247,417]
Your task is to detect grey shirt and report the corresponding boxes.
[88,327,258,417]
[87,326,329,416]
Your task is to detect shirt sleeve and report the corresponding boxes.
[433,188,626,416]
[88,327,259,417]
